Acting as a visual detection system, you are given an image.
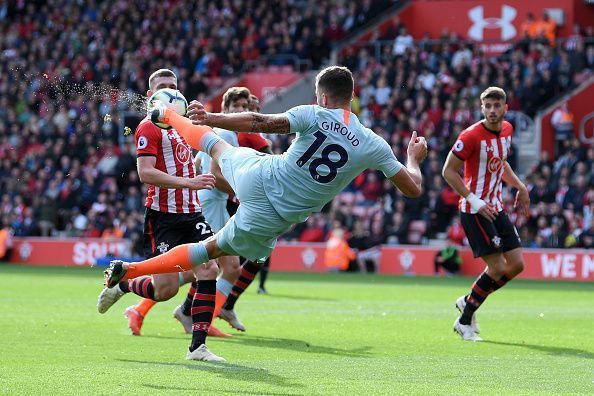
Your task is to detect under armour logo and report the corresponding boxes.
[468,5,516,41]
[157,242,169,253]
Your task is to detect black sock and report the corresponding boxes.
[460,272,496,325]
[224,261,261,310]
[119,276,155,300]
[182,281,197,316]
[259,258,270,289]
[189,280,216,352]
[491,274,511,292]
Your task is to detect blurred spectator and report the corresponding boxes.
[520,13,539,39]
[551,102,574,155]
[393,26,413,55]
[447,216,466,246]
[298,215,327,243]
[0,222,13,262]
[434,238,461,276]
[537,11,557,46]
[324,226,356,272]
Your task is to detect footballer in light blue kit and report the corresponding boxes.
[213,104,405,260]
[105,66,428,362]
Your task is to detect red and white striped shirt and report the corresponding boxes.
[451,120,513,214]
[135,118,201,213]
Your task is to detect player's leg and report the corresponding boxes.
[225,257,262,309]
[173,271,198,333]
[198,198,239,335]
[496,213,524,280]
[258,258,270,294]
[454,213,505,340]
[98,210,181,314]
[213,255,242,330]
[186,257,225,362]
[459,252,505,323]
[219,257,261,330]
[150,102,230,159]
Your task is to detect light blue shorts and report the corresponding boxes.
[199,198,229,233]
[215,147,293,261]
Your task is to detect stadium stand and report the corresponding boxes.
[0,0,593,256]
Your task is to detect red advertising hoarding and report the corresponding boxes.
[396,0,591,54]
[270,242,594,282]
[10,238,131,267]
[9,238,594,282]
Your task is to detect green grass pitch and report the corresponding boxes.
[1,264,593,395]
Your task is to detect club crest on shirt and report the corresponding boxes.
[492,236,501,248]
[137,136,148,149]
[454,140,464,152]
[175,144,191,165]
[488,156,503,173]
[157,242,169,253]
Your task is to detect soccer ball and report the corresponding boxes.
[147,88,188,129]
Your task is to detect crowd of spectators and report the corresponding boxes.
[0,0,392,255]
[303,19,594,250]
[1,1,593,258]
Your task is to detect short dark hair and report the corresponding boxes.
[480,86,506,102]
[316,66,354,103]
[222,87,251,110]
[148,69,177,91]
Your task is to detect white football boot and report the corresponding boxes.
[97,285,125,313]
[455,295,480,333]
[453,318,483,341]
[186,344,226,362]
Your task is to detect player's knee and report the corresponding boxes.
[487,255,507,278]
[153,283,179,301]
[510,259,524,276]
[195,260,218,280]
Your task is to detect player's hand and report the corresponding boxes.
[185,173,216,190]
[407,131,428,163]
[188,100,208,125]
[514,186,530,216]
[477,203,498,222]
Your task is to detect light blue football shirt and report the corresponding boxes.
[261,105,403,223]
[198,128,238,201]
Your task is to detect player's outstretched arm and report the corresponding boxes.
[389,131,427,198]
[390,167,422,198]
[188,100,291,134]
[502,162,530,215]
[442,152,497,221]
[137,157,216,190]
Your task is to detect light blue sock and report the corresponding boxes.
[216,278,233,297]
[202,134,222,155]
[188,243,209,269]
